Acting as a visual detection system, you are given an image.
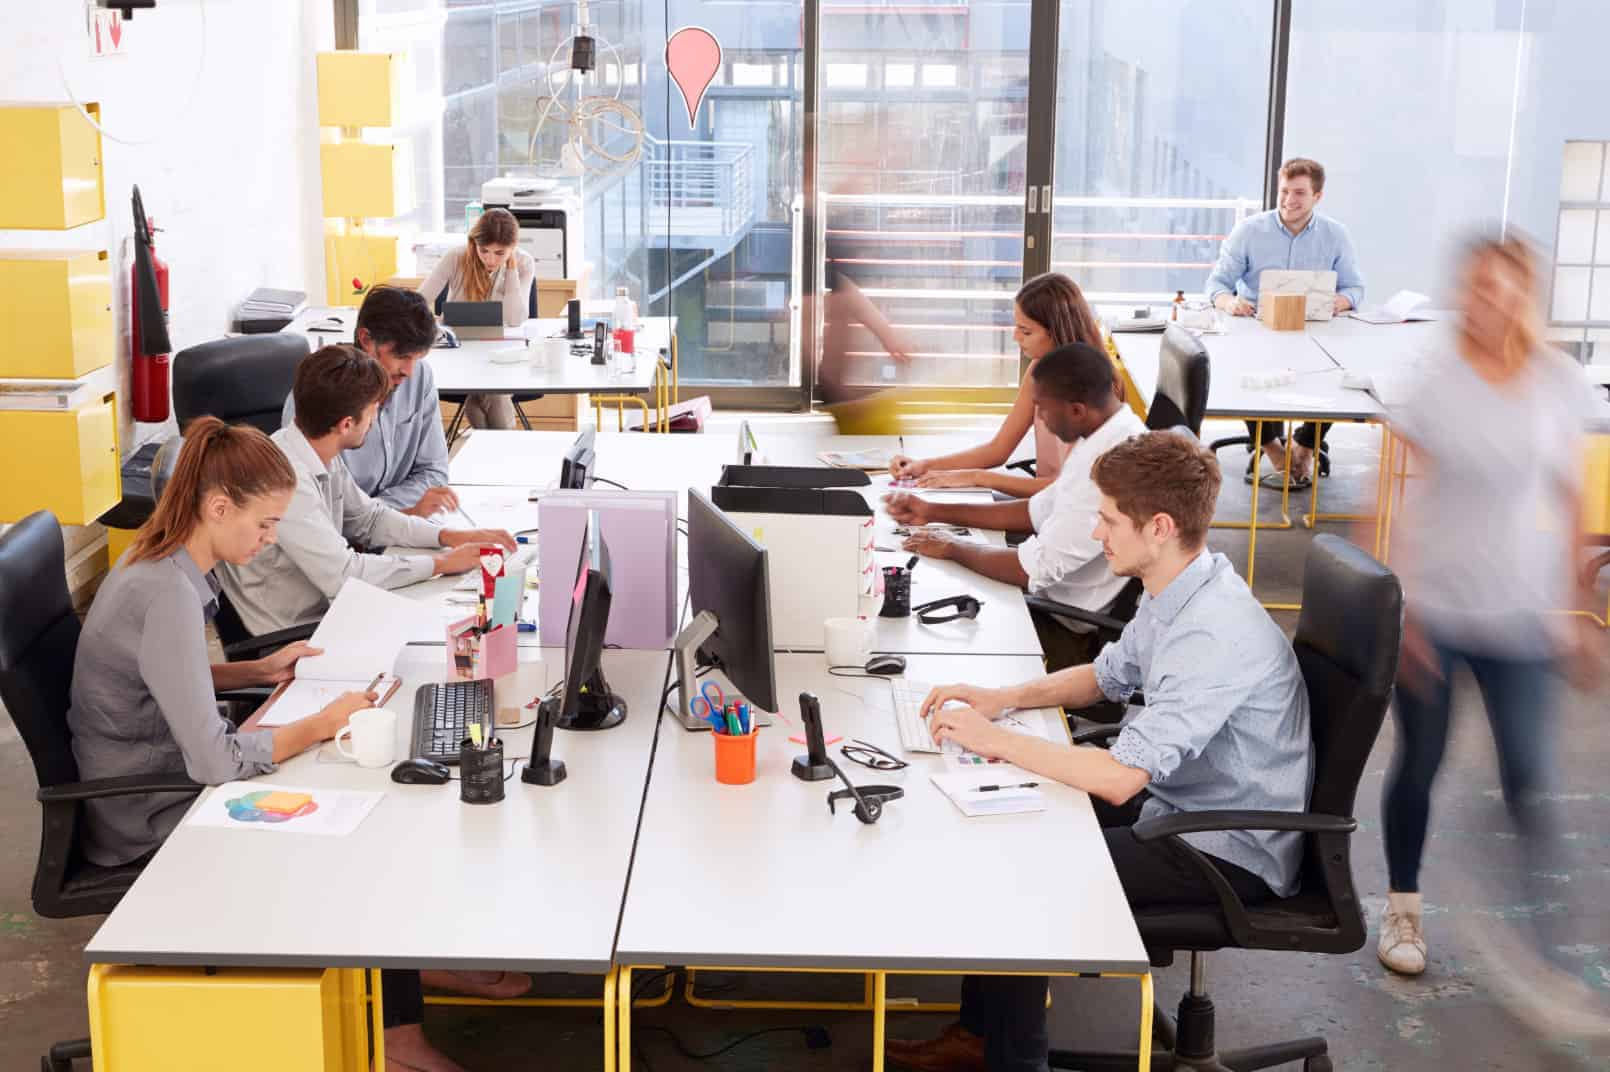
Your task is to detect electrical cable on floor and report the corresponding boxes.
[634,1024,832,1065]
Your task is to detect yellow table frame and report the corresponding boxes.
[593,335,680,433]
[617,964,1153,1072]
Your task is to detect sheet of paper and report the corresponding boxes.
[820,447,894,470]
[184,782,384,837]
[257,678,371,727]
[440,485,541,535]
[295,578,431,682]
[931,770,1046,817]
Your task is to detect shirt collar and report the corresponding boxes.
[1276,211,1318,238]
[172,546,222,621]
[277,422,332,479]
[1147,548,1216,625]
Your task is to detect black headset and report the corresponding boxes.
[824,757,904,824]
[912,594,984,624]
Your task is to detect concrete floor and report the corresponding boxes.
[3,419,1608,1070]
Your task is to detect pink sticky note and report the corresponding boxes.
[666,27,722,126]
[790,733,843,747]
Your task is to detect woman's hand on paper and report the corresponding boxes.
[257,641,323,685]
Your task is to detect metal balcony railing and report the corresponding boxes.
[645,137,757,242]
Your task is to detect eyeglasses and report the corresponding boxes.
[912,595,984,624]
[840,739,908,772]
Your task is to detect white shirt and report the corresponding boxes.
[218,425,444,636]
[1017,406,1148,612]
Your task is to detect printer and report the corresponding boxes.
[479,177,582,282]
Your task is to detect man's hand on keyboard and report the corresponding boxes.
[928,704,1007,759]
[920,683,1008,722]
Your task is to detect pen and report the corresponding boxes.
[707,713,727,734]
[975,782,1040,792]
[456,505,478,528]
[905,555,918,571]
[366,672,384,694]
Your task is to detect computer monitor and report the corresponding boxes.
[537,509,625,735]
[672,489,778,729]
[559,429,596,490]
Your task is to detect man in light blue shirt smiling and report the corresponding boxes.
[1206,157,1365,485]
[885,431,1312,1072]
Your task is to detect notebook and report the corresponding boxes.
[931,769,1046,817]
[256,579,424,727]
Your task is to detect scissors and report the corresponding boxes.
[689,681,726,722]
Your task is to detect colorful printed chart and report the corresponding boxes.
[186,782,383,838]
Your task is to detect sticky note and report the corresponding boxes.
[789,733,842,747]
[256,791,314,816]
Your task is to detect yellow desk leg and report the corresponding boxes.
[603,968,618,1072]
[1246,419,1264,589]
[1137,972,1154,1072]
[369,968,386,1072]
[872,970,888,1072]
[619,965,634,1072]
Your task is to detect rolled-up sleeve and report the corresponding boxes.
[1108,624,1253,781]
[1331,224,1365,309]
[139,588,275,784]
[1092,624,1142,704]
[1205,221,1250,300]
[1017,478,1102,596]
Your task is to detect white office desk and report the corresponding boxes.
[281,307,666,394]
[616,652,1150,1069]
[85,647,667,975]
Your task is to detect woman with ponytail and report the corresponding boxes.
[418,207,536,430]
[67,418,375,866]
[67,418,509,1072]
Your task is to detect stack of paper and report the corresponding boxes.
[258,579,430,727]
[820,447,895,471]
[238,287,308,319]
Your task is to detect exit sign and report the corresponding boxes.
[89,8,126,58]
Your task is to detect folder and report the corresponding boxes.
[718,464,871,489]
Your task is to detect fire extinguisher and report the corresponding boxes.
[131,216,170,423]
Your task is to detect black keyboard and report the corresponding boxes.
[410,680,495,764]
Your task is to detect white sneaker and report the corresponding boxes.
[1377,892,1428,976]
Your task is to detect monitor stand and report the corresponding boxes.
[669,611,720,728]
[539,668,627,731]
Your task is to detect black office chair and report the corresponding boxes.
[435,283,543,438]
[1049,534,1402,1072]
[172,332,310,435]
[0,512,206,1072]
[1024,325,1212,673]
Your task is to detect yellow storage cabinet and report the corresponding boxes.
[0,102,105,229]
[317,51,402,128]
[0,249,114,378]
[320,141,411,219]
[0,399,120,525]
[87,964,372,1072]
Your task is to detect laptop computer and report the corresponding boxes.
[1258,269,1338,321]
[442,300,507,340]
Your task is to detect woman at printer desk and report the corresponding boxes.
[419,207,537,432]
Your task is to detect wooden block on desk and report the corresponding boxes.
[1259,293,1306,332]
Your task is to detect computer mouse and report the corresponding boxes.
[390,758,451,785]
[864,654,907,676]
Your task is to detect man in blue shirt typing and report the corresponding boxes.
[885,432,1313,1072]
[1205,157,1365,486]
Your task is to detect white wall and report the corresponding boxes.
[0,0,332,451]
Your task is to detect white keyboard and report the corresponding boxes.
[888,679,959,755]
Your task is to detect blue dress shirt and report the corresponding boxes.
[1204,209,1365,310]
[1095,550,1313,897]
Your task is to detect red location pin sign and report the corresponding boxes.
[667,27,722,126]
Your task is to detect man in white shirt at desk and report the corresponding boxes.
[883,342,1147,668]
[1205,157,1366,486]
[885,432,1312,1072]
[283,285,462,519]
[223,345,515,636]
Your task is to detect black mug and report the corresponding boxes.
[459,737,505,805]
[880,566,912,618]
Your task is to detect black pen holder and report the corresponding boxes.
[880,566,911,618]
[459,738,505,805]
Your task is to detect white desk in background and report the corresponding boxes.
[1115,318,1387,606]
[615,652,1151,1071]
[83,647,668,1071]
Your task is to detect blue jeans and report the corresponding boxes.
[1381,638,1559,894]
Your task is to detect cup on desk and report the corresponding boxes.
[824,616,875,667]
[530,336,569,369]
[712,728,759,785]
[334,707,398,768]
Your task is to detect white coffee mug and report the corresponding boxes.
[824,616,875,668]
[334,707,398,768]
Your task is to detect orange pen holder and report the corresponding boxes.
[712,728,759,785]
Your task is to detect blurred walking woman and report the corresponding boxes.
[1376,236,1600,978]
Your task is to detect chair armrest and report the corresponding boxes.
[1071,724,1123,746]
[1023,595,1128,636]
[1131,809,1357,842]
[215,687,273,705]
[1006,457,1036,476]
[38,772,202,804]
[221,622,318,662]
